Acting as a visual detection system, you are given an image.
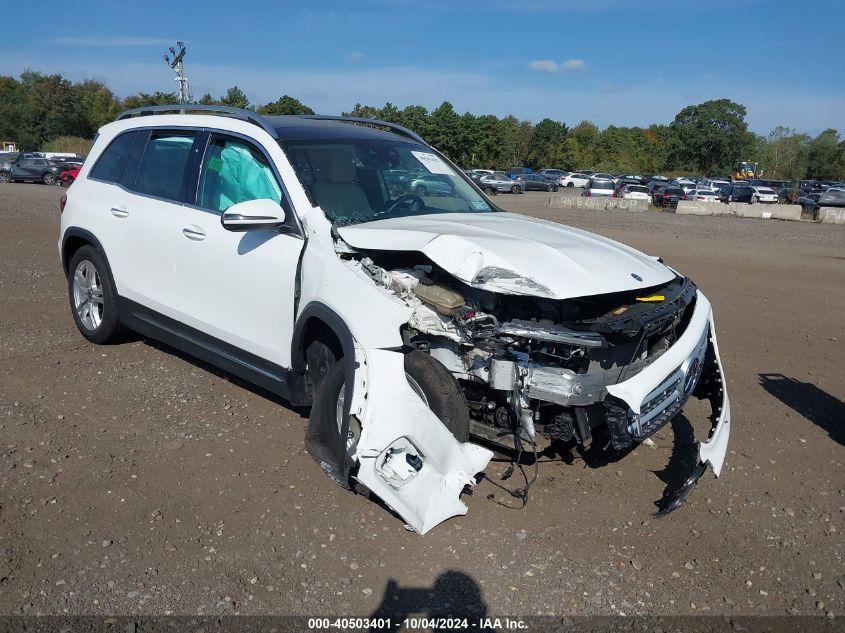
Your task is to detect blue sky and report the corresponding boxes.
[3,0,843,134]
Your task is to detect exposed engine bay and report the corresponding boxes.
[339,243,702,454]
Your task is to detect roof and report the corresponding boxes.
[265,116,416,143]
[115,105,426,145]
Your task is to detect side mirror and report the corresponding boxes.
[221,198,285,232]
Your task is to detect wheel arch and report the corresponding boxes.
[61,228,111,277]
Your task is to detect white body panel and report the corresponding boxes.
[338,212,675,299]
[561,174,589,187]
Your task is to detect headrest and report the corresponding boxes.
[309,148,356,183]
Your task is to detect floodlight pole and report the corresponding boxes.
[163,42,190,104]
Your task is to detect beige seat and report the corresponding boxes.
[308,149,374,220]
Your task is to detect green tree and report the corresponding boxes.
[218,86,251,110]
[527,118,568,168]
[805,129,843,180]
[121,91,179,110]
[667,99,753,174]
[759,126,810,180]
[196,93,217,105]
[256,95,314,115]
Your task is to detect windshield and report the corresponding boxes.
[280,138,492,226]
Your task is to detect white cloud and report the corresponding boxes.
[561,58,586,71]
[529,58,586,73]
[528,60,559,73]
[53,36,174,47]
[346,51,364,62]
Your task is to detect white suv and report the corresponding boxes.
[59,105,730,533]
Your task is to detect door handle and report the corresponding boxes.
[110,206,129,218]
[182,226,206,241]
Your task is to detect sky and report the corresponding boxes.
[3,0,843,135]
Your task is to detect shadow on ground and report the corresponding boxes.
[369,571,493,632]
[759,373,844,446]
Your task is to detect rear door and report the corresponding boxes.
[170,132,304,368]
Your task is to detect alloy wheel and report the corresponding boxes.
[72,260,104,331]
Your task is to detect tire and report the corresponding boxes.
[67,245,123,344]
[485,186,497,196]
[0,172,9,183]
[307,350,470,493]
[566,182,574,187]
[511,185,520,194]
[414,185,428,197]
[547,184,555,192]
[42,172,56,185]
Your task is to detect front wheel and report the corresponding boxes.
[414,185,428,197]
[511,185,520,194]
[0,172,9,183]
[68,245,123,344]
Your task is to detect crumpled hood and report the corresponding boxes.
[337,212,676,299]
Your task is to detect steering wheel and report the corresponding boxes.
[381,194,425,216]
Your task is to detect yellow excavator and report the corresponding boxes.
[733,161,762,181]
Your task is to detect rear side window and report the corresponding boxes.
[89,131,137,183]
[197,135,281,213]
[134,132,196,202]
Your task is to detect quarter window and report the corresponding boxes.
[134,132,196,202]
[197,136,281,212]
[89,131,137,183]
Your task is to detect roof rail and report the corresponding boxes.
[115,104,279,139]
[298,115,426,145]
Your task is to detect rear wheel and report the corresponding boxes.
[67,245,123,344]
[42,172,56,185]
[0,172,9,183]
[547,184,555,192]
[414,185,428,196]
[566,182,574,187]
[511,185,520,194]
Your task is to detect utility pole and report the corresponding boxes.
[163,42,190,103]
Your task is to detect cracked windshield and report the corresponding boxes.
[280,138,492,226]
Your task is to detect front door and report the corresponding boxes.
[171,133,304,369]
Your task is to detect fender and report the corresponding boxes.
[61,227,110,276]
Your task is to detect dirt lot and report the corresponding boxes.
[0,184,842,620]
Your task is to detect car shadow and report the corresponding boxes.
[237,230,277,255]
[759,373,844,446]
[368,571,493,632]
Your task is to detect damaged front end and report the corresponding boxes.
[334,245,730,528]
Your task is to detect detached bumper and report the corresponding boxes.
[607,291,731,476]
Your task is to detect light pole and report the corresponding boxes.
[163,42,190,104]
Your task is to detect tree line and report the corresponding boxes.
[1,71,843,180]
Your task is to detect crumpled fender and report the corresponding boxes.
[351,349,493,534]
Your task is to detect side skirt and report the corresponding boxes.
[117,297,306,404]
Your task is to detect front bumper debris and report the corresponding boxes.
[607,291,731,498]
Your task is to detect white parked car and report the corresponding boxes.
[560,172,590,188]
[58,106,731,533]
[701,178,731,192]
[618,184,651,200]
[688,189,720,203]
[582,178,616,197]
[751,187,778,203]
[674,180,697,194]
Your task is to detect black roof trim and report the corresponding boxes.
[296,115,426,144]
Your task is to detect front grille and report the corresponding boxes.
[629,372,684,439]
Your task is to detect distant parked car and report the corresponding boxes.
[818,187,845,207]
[560,172,590,187]
[797,192,821,216]
[505,167,533,179]
[516,173,559,192]
[750,186,778,203]
[410,174,455,197]
[582,178,615,197]
[535,169,568,185]
[479,172,523,194]
[647,179,670,194]
[614,177,642,194]
[617,184,651,200]
[673,180,697,194]
[59,164,81,186]
[688,189,719,203]
[5,156,64,184]
[591,172,616,182]
[727,185,755,203]
[652,185,686,209]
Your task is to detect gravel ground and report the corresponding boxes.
[0,183,842,619]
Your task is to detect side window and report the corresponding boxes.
[197,135,281,213]
[134,132,196,201]
[89,131,137,183]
